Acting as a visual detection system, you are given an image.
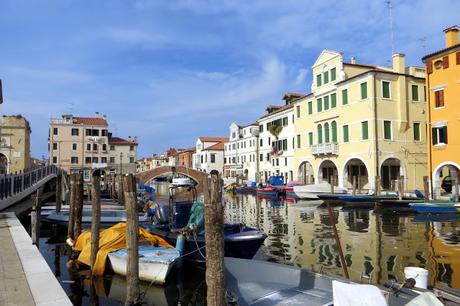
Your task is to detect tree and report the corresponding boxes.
[268,125,283,139]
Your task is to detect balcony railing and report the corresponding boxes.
[311,143,339,155]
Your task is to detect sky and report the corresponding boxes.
[0,0,459,158]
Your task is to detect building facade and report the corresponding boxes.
[0,115,31,174]
[176,147,195,168]
[108,135,138,175]
[423,26,460,198]
[224,122,259,182]
[192,137,227,173]
[293,50,427,191]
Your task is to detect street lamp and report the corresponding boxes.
[120,152,123,174]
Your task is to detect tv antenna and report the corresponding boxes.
[418,37,427,51]
[385,0,395,55]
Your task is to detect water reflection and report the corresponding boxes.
[224,193,460,289]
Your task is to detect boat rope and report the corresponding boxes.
[193,231,206,260]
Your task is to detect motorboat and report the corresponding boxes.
[171,177,194,187]
[409,202,458,214]
[108,246,180,284]
[256,185,279,197]
[293,182,348,200]
[45,209,151,227]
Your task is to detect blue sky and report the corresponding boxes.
[0,0,459,158]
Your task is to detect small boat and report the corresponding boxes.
[108,246,180,284]
[45,209,151,226]
[409,202,459,214]
[171,177,193,187]
[234,185,256,194]
[293,182,348,200]
[256,185,279,197]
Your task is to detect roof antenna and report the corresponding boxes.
[385,0,395,56]
[418,37,427,51]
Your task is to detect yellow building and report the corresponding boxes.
[422,26,460,198]
[0,115,31,174]
[293,50,427,191]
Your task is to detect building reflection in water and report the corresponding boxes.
[224,193,460,289]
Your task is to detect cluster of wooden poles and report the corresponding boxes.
[31,170,227,306]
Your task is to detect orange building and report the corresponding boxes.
[423,26,460,198]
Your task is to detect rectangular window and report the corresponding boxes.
[86,144,91,151]
[282,117,288,126]
[411,85,419,101]
[308,132,313,146]
[110,145,115,150]
[130,145,134,151]
[432,126,448,145]
[52,143,57,150]
[86,129,91,136]
[296,105,300,118]
[331,93,337,108]
[101,157,107,163]
[102,144,107,151]
[316,74,322,86]
[323,71,329,84]
[102,129,108,136]
[382,81,391,99]
[85,157,91,164]
[130,157,134,163]
[53,128,58,135]
[413,123,421,141]
[259,125,264,132]
[343,125,349,143]
[260,154,263,162]
[52,156,57,164]
[361,121,369,140]
[92,129,100,136]
[317,98,322,112]
[330,68,336,81]
[92,157,98,163]
[72,143,77,150]
[92,143,98,151]
[71,157,78,164]
[323,96,329,110]
[210,153,216,163]
[109,157,115,163]
[296,134,301,148]
[342,89,348,105]
[71,128,79,136]
[383,120,392,140]
[435,90,444,108]
[360,82,368,99]
[308,101,313,114]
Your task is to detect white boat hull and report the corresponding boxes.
[108,246,180,284]
[294,183,347,199]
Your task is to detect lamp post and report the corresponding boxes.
[120,152,123,175]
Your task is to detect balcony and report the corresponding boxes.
[311,143,339,156]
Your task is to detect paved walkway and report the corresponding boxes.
[0,213,72,306]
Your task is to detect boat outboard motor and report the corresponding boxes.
[153,202,170,225]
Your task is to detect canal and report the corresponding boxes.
[32,184,460,305]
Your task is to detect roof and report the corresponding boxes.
[334,68,424,86]
[205,142,225,151]
[109,136,137,145]
[198,136,228,143]
[258,103,293,121]
[422,43,460,61]
[73,117,108,126]
[178,147,196,153]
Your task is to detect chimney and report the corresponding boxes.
[351,56,356,64]
[444,25,460,48]
[102,114,107,121]
[95,111,99,118]
[392,53,405,73]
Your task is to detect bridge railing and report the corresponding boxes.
[0,165,62,201]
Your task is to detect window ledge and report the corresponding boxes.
[381,97,392,101]
[434,106,445,110]
[434,143,447,148]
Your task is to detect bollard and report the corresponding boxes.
[423,176,430,201]
[90,174,101,275]
[67,174,76,240]
[204,171,225,306]
[56,174,62,213]
[123,174,140,306]
[73,173,84,240]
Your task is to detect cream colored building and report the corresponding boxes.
[0,115,31,174]
[294,50,427,191]
[108,135,138,174]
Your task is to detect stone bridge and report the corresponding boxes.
[135,166,208,193]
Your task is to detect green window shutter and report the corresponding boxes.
[361,82,368,99]
[362,121,369,140]
[343,125,349,143]
[342,89,348,105]
[317,98,322,112]
[316,74,322,87]
[296,105,300,118]
[324,123,330,143]
[431,127,437,145]
[323,71,329,84]
[324,96,329,110]
[382,81,390,98]
[331,121,337,142]
[331,68,336,81]
[308,132,313,146]
[331,93,337,108]
[308,101,313,114]
[412,85,419,101]
[296,134,301,148]
[317,125,323,144]
[384,120,392,140]
[413,122,420,141]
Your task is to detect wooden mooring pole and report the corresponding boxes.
[352,176,357,195]
[204,171,225,306]
[326,202,349,279]
[423,176,430,201]
[31,188,42,246]
[118,175,125,207]
[73,173,84,240]
[67,174,76,240]
[375,176,381,196]
[56,173,62,213]
[90,174,101,275]
[123,174,140,306]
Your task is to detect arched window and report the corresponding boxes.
[331,121,337,143]
[317,124,323,144]
[324,122,330,143]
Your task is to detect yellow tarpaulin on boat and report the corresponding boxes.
[73,222,172,276]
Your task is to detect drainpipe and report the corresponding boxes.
[426,73,433,198]
[256,132,260,183]
[373,72,380,190]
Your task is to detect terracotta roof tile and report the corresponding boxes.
[74,117,108,126]
[198,136,228,142]
[109,136,137,145]
[205,142,225,151]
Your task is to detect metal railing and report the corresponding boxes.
[311,143,339,155]
[0,165,61,201]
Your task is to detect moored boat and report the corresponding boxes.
[256,185,279,197]
[108,246,180,284]
[409,202,459,213]
[45,209,151,226]
[293,182,348,200]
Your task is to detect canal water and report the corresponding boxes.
[32,186,460,305]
